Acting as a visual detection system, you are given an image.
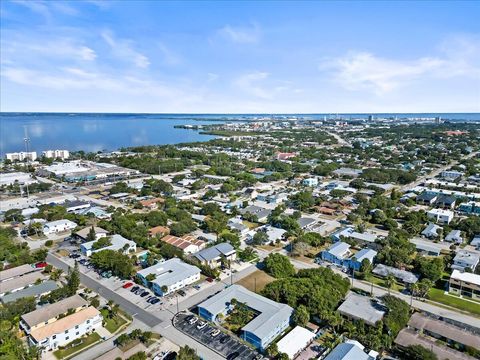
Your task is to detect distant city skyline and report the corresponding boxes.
[1,0,479,113]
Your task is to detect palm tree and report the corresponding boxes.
[49,268,63,281]
[385,274,395,295]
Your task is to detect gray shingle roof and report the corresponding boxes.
[194,243,235,262]
[324,342,371,360]
[1,281,58,303]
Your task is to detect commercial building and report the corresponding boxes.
[337,293,385,326]
[28,306,102,352]
[416,192,438,206]
[276,326,316,359]
[137,258,200,296]
[449,270,480,300]
[42,150,70,159]
[451,250,480,272]
[0,172,37,187]
[198,285,293,350]
[193,242,236,268]
[20,295,88,335]
[427,208,454,224]
[43,219,77,234]
[5,151,37,162]
[80,234,136,257]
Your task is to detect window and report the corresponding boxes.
[75,325,79,329]
[65,336,69,341]
[65,330,69,334]
[76,332,79,335]
[52,335,56,340]
[86,320,90,324]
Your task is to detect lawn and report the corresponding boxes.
[428,288,480,317]
[54,332,101,359]
[100,309,128,333]
[236,270,275,293]
[366,275,405,292]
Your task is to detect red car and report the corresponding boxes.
[122,282,134,289]
[35,262,48,268]
[206,277,214,283]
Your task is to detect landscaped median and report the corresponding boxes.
[53,332,101,359]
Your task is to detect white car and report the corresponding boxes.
[188,317,198,325]
[197,321,207,330]
[211,329,221,337]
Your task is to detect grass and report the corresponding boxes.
[428,288,480,317]
[54,332,101,359]
[243,221,259,229]
[366,274,405,292]
[100,309,128,333]
[236,270,275,293]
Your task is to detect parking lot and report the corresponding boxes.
[174,313,261,360]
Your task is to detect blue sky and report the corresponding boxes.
[1,0,479,113]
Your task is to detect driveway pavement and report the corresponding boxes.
[174,313,260,360]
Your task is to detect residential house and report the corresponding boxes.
[0,271,46,296]
[0,264,40,283]
[471,235,480,250]
[228,218,250,238]
[276,326,316,360]
[458,201,480,216]
[427,209,454,224]
[337,293,385,326]
[445,230,463,244]
[1,281,58,303]
[64,200,91,213]
[434,194,456,209]
[325,340,377,360]
[416,192,438,206]
[331,227,378,248]
[421,223,442,239]
[321,242,352,266]
[160,234,206,254]
[440,170,464,180]
[75,226,108,242]
[302,178,318,187]
[137,258,200,296]
[372,264,419,284]
[148,226,170,238]
[297,217,317,230]
[80,234,136,257]
[451,250,480,272]
[239,205,272,223]
[193,243,236,268]
[139,197,164,209]
[247,225,287,244]
[43,219,77,234]
[347,248,377,271]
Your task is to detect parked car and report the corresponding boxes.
[35,262,48,268]
[178,290,186,296]
[219,335,229,344]
[140,291,149,297]
[123,282,133,289]
[150,298,161,304]
[196,321,207,330]
[188,316,198,325]
[206,277,214,283]
[211,329,221,337]
[227,352,239,360]
[193,285,201,290]
[131,286,139,293]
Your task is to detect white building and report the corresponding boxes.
[43,219,77,234]
[80,234,136,257]
[302,178,319,187]
[277,326,316,359]
[42,150,70,160]
[5,152,37,162]
[440,170,464,180]
[0,172,38,187]
[427,208,454,224]
[137,258,200,296]
[28,306,102,352]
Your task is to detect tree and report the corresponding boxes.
[416,278,433,298]
[252,231,269,245]
[177,345,200,360]
[266,343,279,358]
[86,226,97,241]
[66,262,80,296]
[145,273,157,282]
[404,345,438,360]
[264,254,295,278]
[49,268,63,281]
[219,232,241,249]
[360,258,372,278]
[90,297,100,308]
[292,304,310,327]
[385,274,395,295]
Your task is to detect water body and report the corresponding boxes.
[1,112,479,155]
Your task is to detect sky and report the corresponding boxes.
[1,0,479,113]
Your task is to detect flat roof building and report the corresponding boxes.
[80,234,136,257]
[0,264,39,282]
[197,284,293,350]
[276,326,316,359]
[449,270,480,301]
[0,271,46,296]
[137,258,200,296]
[337,293,386,326]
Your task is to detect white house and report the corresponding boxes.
[452,250,480,272]
[43,219,77,235]
[427,208,454,224]
[28,306,102,352]
[303,178,318,187]
[137,258,200,296]
[80,234,136,257]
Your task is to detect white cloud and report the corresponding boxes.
[101,30,150,68]
[219,23,261,44]
[321,36,480,95]
[234,71,271,99]
[11,0,79,19]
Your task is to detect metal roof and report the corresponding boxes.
[1,280,58,303]
[324,342,371,360]
[137,258,200,287]
[337,293,385,326]
[193,243,235,262]
[197,285,293,341]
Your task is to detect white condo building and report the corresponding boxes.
[42,150,70,160]
[27,306,102,351]
[5,152,37,162]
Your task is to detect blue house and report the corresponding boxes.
[347,248,377,271]
[321,242,351,266]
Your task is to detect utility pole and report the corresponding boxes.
[176,294,179,313]
[23,126,31,198]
